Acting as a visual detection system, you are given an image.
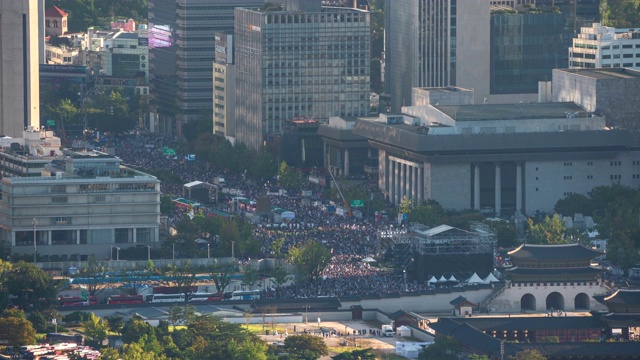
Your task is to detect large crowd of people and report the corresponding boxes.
[114,135,425,298]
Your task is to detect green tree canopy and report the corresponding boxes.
[526,214,568,244]
[6,261,57,310]
[84,313,108,344]
[288,240,332,283]
[0,316,36,349]
[284,334,329,360]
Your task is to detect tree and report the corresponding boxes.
[80,255,109,296]
[162,262,197,302]
[399,195,412,217]
[121,266,153,295]
[121,342,168,360]
[279,161,304,190]
[228,338,268,360]
[0,259,11,309]
[408,199,445,226]
[106,315,124,334]
[271,263,291,289]
[48,98,79,126]
[121,317,156,344]
[242,264,259,288]
[600,0,640,28]
[469,355,490,360]
[554,193,593,217]
[418,336,460,359]
[167,306,185,327]
[284,334,329,360]
[6,261,57,310]
[526,214,568,244]
[0,316,36,348]
[209,260,236,293]
[160,195,175,216]
[287,240,332,283]
[509,349,547,360]
[332,348,377,360]
[84,313,108,344]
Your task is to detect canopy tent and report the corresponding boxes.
[484,273,500,283]
[448,275,459,283]
[465,273,485,284]
[438,275,448,283]
[361,256,376,263]
[428,276,438,284]
[280,211,295,220]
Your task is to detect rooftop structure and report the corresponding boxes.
[0,126,64,178]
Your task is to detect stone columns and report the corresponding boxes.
[390,160,395,204]
[419,166,424,201]
[344,149,350,177]
[404,164,410,201]
[323,142,327,168]
[495,163,502,216]
[474,163,481,210]
[48,231,52,245]
[396,161,402,205]
[133,228,137,243]
[516,162,523,214]
[413,165,419,203]
[77,230,81,244]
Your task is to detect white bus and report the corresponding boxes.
[231,290,261,301]
[148,293,185,303]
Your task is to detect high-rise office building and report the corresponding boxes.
[0,0,41,138]
[490,11,566,94]
[213,32,236,138]
[384,0,490,112]
[235,1,371,151]
[148,0,263,137]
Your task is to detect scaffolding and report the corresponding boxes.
[382,223,496,277]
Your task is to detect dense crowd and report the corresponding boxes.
[115,136,421,298]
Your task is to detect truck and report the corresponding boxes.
[214,177,226,186]
[381,325,394,337]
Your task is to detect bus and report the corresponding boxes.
[188,292,224,302]
[147,293,185,303]
[57,296,98,307]
[230,290,261,301]
[106,295,145,305]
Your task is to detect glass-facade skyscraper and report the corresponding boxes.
[384,0,490,112]
[490,12,566,94]
[149,0,263,137]
[234,3,371,151]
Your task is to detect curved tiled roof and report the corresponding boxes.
[603,289,640,305]
[506,267,604,276]
[508,243,603,261]
[45,5,68,17]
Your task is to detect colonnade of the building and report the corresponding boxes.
[387,156,423,205]
[324,143,351,177]
[472,162,523,216]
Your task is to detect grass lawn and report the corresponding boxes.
[243,323,291,335]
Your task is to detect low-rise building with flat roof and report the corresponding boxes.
[0,149,160,262]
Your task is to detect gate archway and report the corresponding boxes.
[521,293,536,311]
[575,293,590,310]
[546,292,565,310]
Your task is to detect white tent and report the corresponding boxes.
[448,275,459,282]
[484,273,500,283]
[361,256,376,263]
[280,211,295,220]
[428,276,438,284]
[465,273,485,284]
[397,325,412,337]
[438,275,448,283]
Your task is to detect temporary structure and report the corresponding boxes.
[397,326,412,337]
[465,272,484,284]
[438,275,448,283]
[448,275,459,283]
[428,276,438,285]
[361,256,376,263]
[484,273,500,283]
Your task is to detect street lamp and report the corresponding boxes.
[32,218,37,264]
[207,242,211,259]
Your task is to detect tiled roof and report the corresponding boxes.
[508,243,603,261]
[506,267,604,276]
[45,5,68,17]
[603,289,640,305]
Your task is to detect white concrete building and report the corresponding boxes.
[570,23,640,70]
[353,102,640,216]
[0,150,160,262]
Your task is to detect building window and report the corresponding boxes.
[52,196,68,203]
[587,175,593,179]
[93,195,106,202]
[587,161,593,166]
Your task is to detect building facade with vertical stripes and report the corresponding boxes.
[0,0,40,138]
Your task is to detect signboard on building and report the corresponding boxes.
[350,200,364,208]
